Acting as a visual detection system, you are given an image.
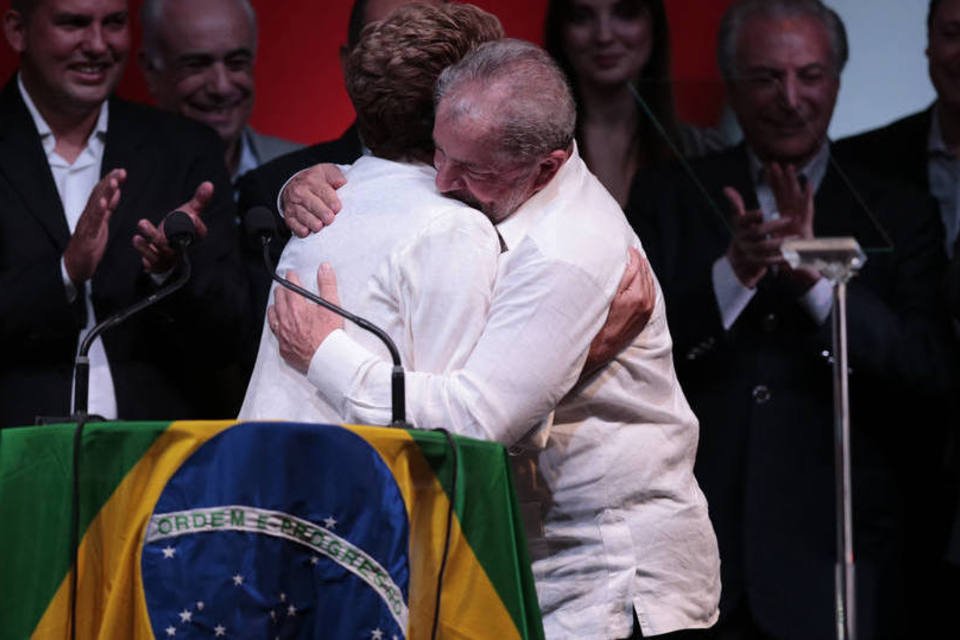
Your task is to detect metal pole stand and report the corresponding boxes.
[782,237,866,640]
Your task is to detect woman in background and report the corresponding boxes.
[545,0,724,206]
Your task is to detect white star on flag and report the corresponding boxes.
[162,546,176,559]
[165,626,176,637]
[196,601,205,611]
[179,609,192,623]
[287,604,297,617]
[310,556,319,565]
[279,592,286,602]
[232,574,244,586]
[214,624,226,637]
[371,628,384,639]
[323,516,337,529]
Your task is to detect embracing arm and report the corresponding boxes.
[307,245,615,446]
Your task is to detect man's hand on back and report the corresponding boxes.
[281,164,347,237]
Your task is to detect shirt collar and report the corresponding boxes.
[17,72,109,157]
[747,140,830,192]
[928,102,951,156]
[233,127,260,182]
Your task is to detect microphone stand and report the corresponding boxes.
[72,213,196,419]
[782,237,866,640]
[65,211,195,640]
[256,234,409,427]
[72,256,191,419]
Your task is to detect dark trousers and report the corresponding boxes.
[622,610,716,639]
[703,602,776,640]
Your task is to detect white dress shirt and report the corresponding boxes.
[233,127,261,184]
[18,75,117,419]
[306,147,721,638]
[927,104,960,257]
[238,155,501,421]
[712,145,834,330]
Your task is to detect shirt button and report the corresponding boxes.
[752,385,771,404]
[762,313,778,332]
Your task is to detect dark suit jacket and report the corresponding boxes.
[834,107,960,332]
[836,108,960,570]
[233,124,364,371]
[834,107,933,195]
[0,78,250,427]
[627,144,954,640]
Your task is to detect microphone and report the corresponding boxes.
[71,211,197,419]
[244,205,409,428]
[164,210,197,249]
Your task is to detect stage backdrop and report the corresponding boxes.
[0,0,732,144]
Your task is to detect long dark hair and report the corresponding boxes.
[543,0,683,167]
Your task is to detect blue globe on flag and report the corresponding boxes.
[140,422,410,639]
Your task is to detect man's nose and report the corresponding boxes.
[776,74,800,112]
[208,63,234,97]
[81,25,108,56]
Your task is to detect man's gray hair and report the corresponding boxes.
[141,0,258,65]
[717,0,848,81]
[434,38,576,164]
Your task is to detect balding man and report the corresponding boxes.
[629,1,955,637]
[139,0,302,184]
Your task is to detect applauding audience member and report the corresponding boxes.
[0,0,249,426]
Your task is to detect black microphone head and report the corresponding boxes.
[164,210,196,249]
[244,205,277,245]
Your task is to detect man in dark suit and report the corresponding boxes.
[138,0,303,186]
[0,0,249,427]
[834,0,960,256]
[833,0,960,625]
[627,1,956,638]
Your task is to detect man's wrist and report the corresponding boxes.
[276,168,312,218]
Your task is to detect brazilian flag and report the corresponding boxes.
[0,420,543,639]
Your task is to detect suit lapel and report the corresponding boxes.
[814,158,893,251]
[902,107,933,193]
[0,78,70,251]
[102,98,150,255]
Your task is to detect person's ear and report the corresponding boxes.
[3,9,27,54]
[531,148,571,192]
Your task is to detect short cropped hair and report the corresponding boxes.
[929,0,944,32]
[346,2,503,161]
[435,39,576,165]
[717,0,848,81]
[140,0,258,64]
[11,0,38,18]
[346,0,372,52]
